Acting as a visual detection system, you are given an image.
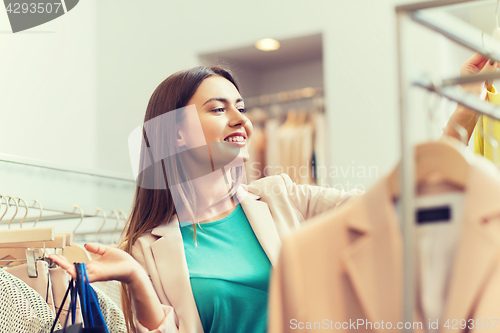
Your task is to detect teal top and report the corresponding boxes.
[179,204,272,333]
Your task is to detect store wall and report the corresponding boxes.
[94,0,450,190]
[0,1,98,169]
[1,0,477,193]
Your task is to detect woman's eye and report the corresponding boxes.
[212,108,225,113]
[238,108,246,113]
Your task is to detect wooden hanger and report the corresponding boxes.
[387,137,469,199]
[57,205,91,264]
[0,196,55,243]
[282,108,298,127]
[0,197,60,276]
[296,108,308,126]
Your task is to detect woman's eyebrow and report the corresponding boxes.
[202,97,244,106]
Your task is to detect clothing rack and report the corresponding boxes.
[0,200,125,225]
[0,153,135,183]
[0,153,134,239]
[396,1,500,331]
[245,86,324,108]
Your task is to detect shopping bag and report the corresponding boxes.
[51,276,82,333]
[74,263,110,333]
[51,263,109,333]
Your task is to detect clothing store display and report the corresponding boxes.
[5,261,56,313]
[265,119,281,177]
[0,267,60,332]
[92,281,123,311]
[0,270,43,333]
[93,285,127,333]
[245,125,266,184]
[474,86,500,161]
[50,267,83,326]
[180,203,271,333]
[269,152,500,333]
[313,113,328,186]
[131,173,361,333]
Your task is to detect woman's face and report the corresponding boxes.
[179,75,253,164]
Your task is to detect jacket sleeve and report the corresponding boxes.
[130,239,180,333]
[280,173,362,220]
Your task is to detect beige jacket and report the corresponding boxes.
[131,173,360,333]
[269,158,500,333]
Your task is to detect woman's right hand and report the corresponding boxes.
[51,243,169,331]
[49,243,144,285]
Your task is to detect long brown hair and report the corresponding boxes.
[119,66,240,333]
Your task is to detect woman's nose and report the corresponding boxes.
[228,107,247,127]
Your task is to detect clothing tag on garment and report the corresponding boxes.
[416,206,451,224]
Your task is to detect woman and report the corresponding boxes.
[50,66,361,333]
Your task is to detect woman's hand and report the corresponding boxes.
[49,243,143,285]
[50,244,168,330]
[442,53,498,143]
[459,52,497,96]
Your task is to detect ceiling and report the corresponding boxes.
[199,33,323,70]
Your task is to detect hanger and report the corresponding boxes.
[31,199,73,247]
[296,108,308,126]
[388,138,469,198]
[282,108,298,127]
[89,208,106,260]
[388,88,470,199]
[109,210,120,247]
[57,205,91,264]
[0,197,62,277]
[0,196,53,243]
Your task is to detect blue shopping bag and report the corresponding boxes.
[51,263,109,333]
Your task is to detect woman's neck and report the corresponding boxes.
[174,168,237,223]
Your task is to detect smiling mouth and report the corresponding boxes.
[224,136,246,145]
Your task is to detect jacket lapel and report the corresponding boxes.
[341,177,403,331]
[150,218,203,333]
[239,187,282,267]
[441,163,500,329]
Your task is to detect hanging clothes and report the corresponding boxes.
[5,261,56,313]
[265,119,281,177]
[92,280,123,311]
[93,285,127,333]
[0,267,61,332]
[269,152,500,333]
[50,267,83,326]
[245,125,266,184]
[313,112,328,186]
[474,85,500,162]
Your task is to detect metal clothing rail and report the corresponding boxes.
[396,1,495,332]
[0,153,135,183]
[0,201,126,225]
[245,86,323,108]
[413,74,500,120]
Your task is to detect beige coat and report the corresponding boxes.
[131,173,359,333]
[269,159,500,333]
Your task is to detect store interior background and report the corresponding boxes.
[0,0,496,236]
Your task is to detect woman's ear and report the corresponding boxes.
[177,126,186,148]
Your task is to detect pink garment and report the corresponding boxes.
[50,267,83,326]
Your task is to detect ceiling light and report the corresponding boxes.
[255,38,280,51]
